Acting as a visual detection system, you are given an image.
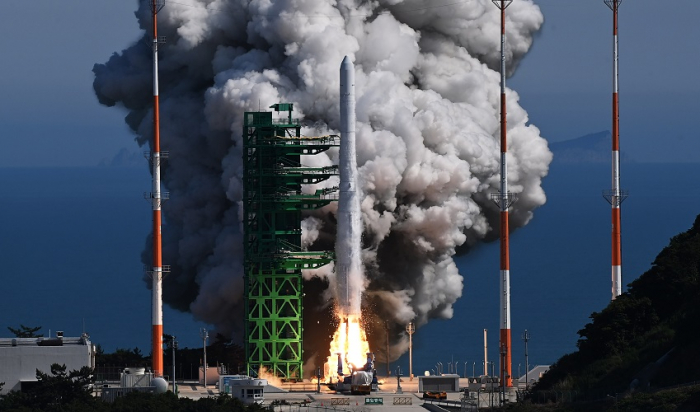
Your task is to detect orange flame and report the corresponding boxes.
[324,313,370,380]
[257,366,285,388]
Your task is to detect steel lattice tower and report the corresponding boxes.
[491,0,514,389]
[147,0,169,377]
[243,104,338,380]
[603,0,627,300]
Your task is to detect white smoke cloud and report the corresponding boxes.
[93,0,550,357]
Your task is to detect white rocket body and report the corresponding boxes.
[336,56,362,316]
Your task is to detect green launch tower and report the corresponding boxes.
[242,103,338,380]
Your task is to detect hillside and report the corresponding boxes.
[549,130,634,164]
[533,214,700,399]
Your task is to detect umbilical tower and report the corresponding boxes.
[242,104,338,380]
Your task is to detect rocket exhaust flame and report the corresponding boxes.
[325,313,370,380]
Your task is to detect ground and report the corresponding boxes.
[173,376,508,410]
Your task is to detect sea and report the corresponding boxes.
[0,161,697,378]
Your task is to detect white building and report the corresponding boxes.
[219,375,267,404]
[418,374,461,393]
[0,332,95,395]
[516,365,550,389]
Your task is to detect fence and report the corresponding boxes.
[530,390,579,404]
[392,397,412,405]
[95,363,235,383]
[99,386,156,403]
[530,379,700,405]
[280,383,321,392]
[268,405,354,412]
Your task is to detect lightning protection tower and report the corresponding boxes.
[146,0,169,378]
[243,103,338,380]
[490,0,514,389]
[603,0,627,300]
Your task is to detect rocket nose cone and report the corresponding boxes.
[341,55,353,70]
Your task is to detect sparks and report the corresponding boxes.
[324,313,370,380]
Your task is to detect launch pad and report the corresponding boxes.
[242,57,373,383]
[173,375,519,410]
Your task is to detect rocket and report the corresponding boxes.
[336,56,362,317]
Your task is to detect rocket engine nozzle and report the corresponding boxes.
[337,353,344,376]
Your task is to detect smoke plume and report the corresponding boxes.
[93,0,550,361]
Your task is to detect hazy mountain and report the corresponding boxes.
[549,130,634,164]
[97,148,142,168]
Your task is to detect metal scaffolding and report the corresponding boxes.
[243,103,338,380]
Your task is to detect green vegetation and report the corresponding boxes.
[0,363,98,411]
[0,333,248,411]
[7,325,43,338]
[530,214,700,407]
[94,333,245,380]
[491,386,700,411]
[95,347,150,368]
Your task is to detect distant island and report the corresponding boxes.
[549,130,634,164]
[98,148,142,168]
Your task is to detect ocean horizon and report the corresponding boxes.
[0,162,697,377]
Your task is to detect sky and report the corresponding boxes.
[0,2,139,168]
[508,0,700,163]
[0,0,698,167]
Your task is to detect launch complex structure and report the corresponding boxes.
[137,0,630,387]
[241,58,370,382]
[242,104,339,380]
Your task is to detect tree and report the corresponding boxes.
[533,214,700,398]
[163,334,177,351]
[0,363,97,411]
[7,325,43,338]
[96,347,148,367]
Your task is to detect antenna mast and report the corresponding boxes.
[491,0,514,389]
[603,0,627,300]
[406,322,415,381]
[147,0,168,378]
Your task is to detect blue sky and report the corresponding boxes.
[0,0,697,166]
[0,1,138,168]
[509,0,700,162]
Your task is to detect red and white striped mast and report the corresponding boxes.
[603,0,626,300]
[491,0,513,389]
[148,0,168,377]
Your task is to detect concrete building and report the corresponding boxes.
[418,374,461,392]
[516,365,550,389]
[219,375,267,404]
[0,332,95,395]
